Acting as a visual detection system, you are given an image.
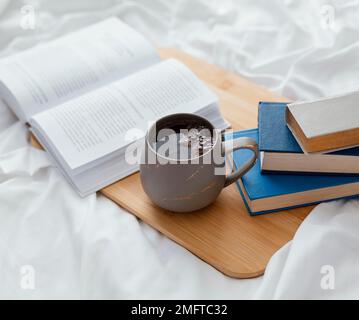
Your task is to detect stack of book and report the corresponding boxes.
[230,95,359,215]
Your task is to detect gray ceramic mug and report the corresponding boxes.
[140,113,258,212]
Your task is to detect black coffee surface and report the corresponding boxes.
[153,126,213,160]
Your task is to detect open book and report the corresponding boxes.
[0,18,227,196]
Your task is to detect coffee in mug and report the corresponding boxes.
[140,113,258,212]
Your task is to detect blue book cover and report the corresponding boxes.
[258,101,359,156]
[226,129,359,215]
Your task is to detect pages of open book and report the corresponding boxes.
[0,16,228,196]
[30,59,225,173]
[0,17,159,122]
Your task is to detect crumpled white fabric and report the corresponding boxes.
[0,0,359,299]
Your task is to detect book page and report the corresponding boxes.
[0,17,159,122]
[30,59,218,170]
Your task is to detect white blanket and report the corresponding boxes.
[1,0,359,299]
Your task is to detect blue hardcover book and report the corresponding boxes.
[258,102,359,174]
[227,129,359,215]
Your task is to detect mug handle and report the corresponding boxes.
[222,137,258,187]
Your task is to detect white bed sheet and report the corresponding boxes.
[1,0,359,299]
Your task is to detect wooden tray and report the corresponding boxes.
[32,48,312,278]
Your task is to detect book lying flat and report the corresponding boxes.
[287,91,359,153]
[259,102,359,174]
[0,18,228,197]
[228,129,359,215]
